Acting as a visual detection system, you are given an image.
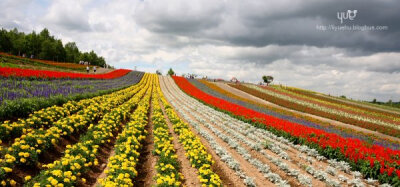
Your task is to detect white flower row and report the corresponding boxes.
[161,80,257,187]
[173,101,289,186]
[162,77,379,187]
[175,94,316,187]
[168,90,347,187]
[162,80,304,186]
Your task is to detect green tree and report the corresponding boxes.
[54,40,66,62]
[39,40,56,60]
[65,42,80,62]
[25,31,41,58]
[0,27,107,65]
[262,75,274,86]
[167,68,175,76]
[0,29,12,52]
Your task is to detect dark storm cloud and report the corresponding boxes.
[135,0,400,52]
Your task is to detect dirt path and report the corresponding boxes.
[92,150,115,186]
[159,76,245,187]
[94,67,113,74]
[134,103,156,187]
[82,133,119,187]
[160,102,201,186]
[214,82,400,143]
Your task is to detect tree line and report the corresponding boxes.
[0,28,106,67]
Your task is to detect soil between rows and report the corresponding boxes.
[159,101,202,186]
[134,102,156,187]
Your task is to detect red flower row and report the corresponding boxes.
[0,67,131,79]
[172,76,400,180]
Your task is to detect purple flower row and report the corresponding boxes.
[0,71,144,104]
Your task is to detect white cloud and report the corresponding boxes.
[0,0,400,101]
[42,0,91,31]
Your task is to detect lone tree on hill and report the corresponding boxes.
[156,70,162,75]
[262,75,273,86]
[168,68,175,76]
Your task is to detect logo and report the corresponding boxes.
[337,10,357,24]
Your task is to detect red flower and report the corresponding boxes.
[380,167,385,174]
[0,67,131,79]
[388,167,394,176]
[396,169,400,178]
[368,157,374,168]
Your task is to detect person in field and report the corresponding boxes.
[86,66,90,73]
[93,66,97,73]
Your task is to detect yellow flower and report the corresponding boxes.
[10,180,16,186]
[51,178,58,186]
[74,163,81,169]
[25,175,32,181]
[3,167,12,173]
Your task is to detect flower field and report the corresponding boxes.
[190,79,400,150]
[1,68,399,186]
[0,67,130,79]
[230,84,400,138]
[0,73,226,187]
[172,76,400,186]
[0,71,144,120]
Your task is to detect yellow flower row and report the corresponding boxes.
[157,85,222,187]
[0,74,151,186]
[0,83,119,142]
[26,74,155,187]
[100,75,155,186]
[152,80,183,187]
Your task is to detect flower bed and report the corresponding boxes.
[172,76,400,186]
[0,67,131,79]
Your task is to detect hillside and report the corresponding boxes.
[0,73,399,186]
[0,52,113,73]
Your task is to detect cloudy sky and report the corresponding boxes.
[1,0,399,101]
